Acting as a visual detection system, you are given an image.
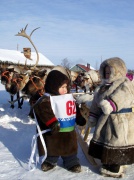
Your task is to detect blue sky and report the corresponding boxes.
[0,0,134,69]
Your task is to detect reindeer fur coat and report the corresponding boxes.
[88,57,134,165]
[32,70,85,157]
[33,95,78,157]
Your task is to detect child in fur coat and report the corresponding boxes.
[31,69,86,173]
[86,57,134,178]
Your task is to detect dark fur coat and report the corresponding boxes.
[34,95,78,156]
[32,70,85,157]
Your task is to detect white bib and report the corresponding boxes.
[50,94,76,132]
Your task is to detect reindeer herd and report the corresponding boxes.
[0,64,101,116]
[0,64,48,109]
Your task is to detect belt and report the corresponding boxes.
[111,107,134,114]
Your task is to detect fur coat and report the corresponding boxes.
[88,57,134,165]
[32,70,85,157]
[34,95,78,157]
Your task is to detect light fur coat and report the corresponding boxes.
[88,57,134,165]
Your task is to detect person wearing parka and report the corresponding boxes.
[87,57,134,178]
[31,69,86,173]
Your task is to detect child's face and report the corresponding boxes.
[58,83,68,95]
[104,66,111,79]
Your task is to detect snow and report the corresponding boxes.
[0,49,54,66]
[0,82,134,180]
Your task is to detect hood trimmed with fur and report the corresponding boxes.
[45,70,70,95]
[99,57,127,83]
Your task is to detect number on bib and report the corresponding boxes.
[66,101,76,115]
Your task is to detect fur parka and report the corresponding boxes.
[32,70,85,157]
[34,95,78,157]
[88,57,134,165]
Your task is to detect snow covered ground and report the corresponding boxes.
[0,83,134,180]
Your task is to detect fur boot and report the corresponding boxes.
[100,165,127,178]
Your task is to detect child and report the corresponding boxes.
[31,70,86,173]
[86,57,134,178]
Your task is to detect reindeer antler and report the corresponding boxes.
[30,27,40,37]
[15,24,40,69]
[16,24,29,38]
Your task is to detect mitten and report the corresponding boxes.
[49,121,60,134]
[76,116,86,126]
[76,103,86,126]
[99,99,113,115]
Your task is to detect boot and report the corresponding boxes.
[68,164,81,173]
[100,164,124,178]
[41,161,56,172]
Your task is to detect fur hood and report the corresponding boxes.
[45,70,70,95]
[99,57,127,83]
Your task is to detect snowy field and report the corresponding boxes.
[0,83,134,180]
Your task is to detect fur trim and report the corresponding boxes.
[88,139,134,164]
[100,166,125,178]
[45,70,70,95]
[99,57,127,83]
[52,65,71,80]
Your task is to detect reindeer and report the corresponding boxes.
[1,65,29,108]
[0,66,18,108]
[73,70,101,93]
[1,66,14,85]
[21,68,47,117]
[7,72,30,108]
[81,70,101,93]
[21,68,47,105]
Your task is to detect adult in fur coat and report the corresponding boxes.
[31,70,86,173]
[86,57,134,178]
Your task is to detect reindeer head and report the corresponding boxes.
[8,73,29,95]
[21,68,47,97]
[1,68,13,85]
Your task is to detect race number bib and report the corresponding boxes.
[50,94,76,132]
